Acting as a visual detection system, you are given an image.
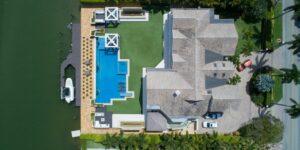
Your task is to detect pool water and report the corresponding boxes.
[96,37,129,104]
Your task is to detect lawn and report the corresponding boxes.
[234,18,261,54]
[250,67,283,107]
[105,12,164,114]
[272,2,283,46]
[271,70,283,102]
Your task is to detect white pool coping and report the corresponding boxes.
[93,36,135,105]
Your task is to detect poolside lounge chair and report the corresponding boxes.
[120,92,133,97]
[118,82,125,85]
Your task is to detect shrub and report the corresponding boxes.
[80,0,105,3]
[242,0,268,22]
[228,54,240,66]
[255,74,274,93]
[239,114,284,145]
[227,74,241,85]
[82,132,260,149]
[241,40,255,56]
[80,134,106,143]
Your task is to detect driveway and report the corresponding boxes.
[196,48,286,134]
[197,55,262,134]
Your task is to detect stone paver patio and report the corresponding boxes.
[80,6,120,134]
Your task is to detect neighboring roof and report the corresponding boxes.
[146,112,168,132]
[145,8,240,119]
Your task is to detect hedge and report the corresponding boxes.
[80,0,170,4]
[80,0,105,3]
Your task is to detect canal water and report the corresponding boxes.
[0,0,81,149]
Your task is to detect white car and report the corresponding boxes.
[202,121,218,128]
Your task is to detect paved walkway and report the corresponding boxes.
[80,6,120,134]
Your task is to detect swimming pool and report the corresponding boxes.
[95,37,133,104]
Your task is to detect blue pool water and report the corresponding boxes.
[96,37,129,104]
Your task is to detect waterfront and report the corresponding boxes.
[0,0,80,149]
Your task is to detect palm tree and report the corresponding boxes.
[274,98,300,119]
[229,54,240,67]
[273,2,300,19]
[280,64,300,84]
[285,34,300,55]
[285,98,300,119]
[102,133,114,149]
[284,3,300,20]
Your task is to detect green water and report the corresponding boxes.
[0,0,81,149]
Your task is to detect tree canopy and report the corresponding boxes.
[239,114,284,145]
[280,64,300,84]
[285,98,300,119]
[241,0,269,22]
[287,34,300,55]
[81,132,263,150]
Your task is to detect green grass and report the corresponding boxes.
[271,75,283,103]
[250,67,283,106]
[105,13,163,114]
[234,18,261,54]
[273,2,283,45]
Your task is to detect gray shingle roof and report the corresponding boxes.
[146,112,168,132]
[145,8,240,126]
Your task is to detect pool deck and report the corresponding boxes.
[80,6,121,134]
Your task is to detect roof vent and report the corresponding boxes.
[173,90,181,97]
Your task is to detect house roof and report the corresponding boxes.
[146,112,168,132]
[145,8,240,119]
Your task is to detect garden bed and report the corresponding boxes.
[250,66,283,107]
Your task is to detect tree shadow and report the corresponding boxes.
[142,5,170,14]
[105,22,120,28]
[216,8,241,20]
[139,78,143,114]
[246,80,252,95]
[252,26,262,49]
[248,52,269,73]
[258,107,270,117]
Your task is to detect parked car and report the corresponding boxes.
[238,59,252,72]
[202,121,218,128]
[204,112,223,119]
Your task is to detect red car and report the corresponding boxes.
[238,59,252,72]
